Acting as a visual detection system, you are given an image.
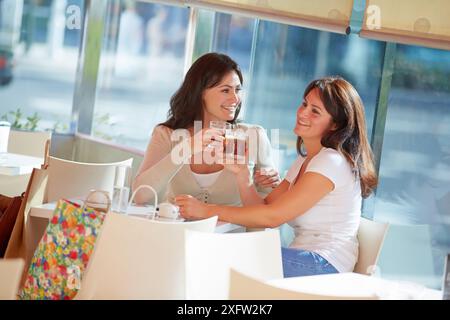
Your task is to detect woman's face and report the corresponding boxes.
[294,88,335,141]
[202,71,242,123]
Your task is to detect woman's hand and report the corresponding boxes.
[254,168,281,189]
[174,195,214,220]
[190,128,225,156]
[222,150,249,175]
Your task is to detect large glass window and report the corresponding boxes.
[209,18,384,176]
[374,45,450,289]
[210,12,254,75]
[0,0,83,132]
[92,0,189,149]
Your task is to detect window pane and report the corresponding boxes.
[206,11,255,119]
[211,12,254,73]
[245,21,384,176]
[374,45,450,288]
[93,1,189,149]
[0,0,84,132]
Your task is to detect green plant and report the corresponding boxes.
[52,120,68,133]
[24,112,40,131]
[0,108,40,130]
[93,112,117,141]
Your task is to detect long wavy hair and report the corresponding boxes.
[297,76,378,198]
[160,52,243,130]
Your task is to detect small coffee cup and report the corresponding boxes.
[157,202,180,220]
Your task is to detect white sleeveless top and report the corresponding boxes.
[191,169,224,189]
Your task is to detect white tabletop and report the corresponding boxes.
[29,201,244,234]
[267,272,443,300]
[0,152,43,176]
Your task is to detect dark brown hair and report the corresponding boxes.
[161,52,243,129]
[297,76,378,198]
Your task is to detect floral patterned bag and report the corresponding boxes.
[20,191,110,300]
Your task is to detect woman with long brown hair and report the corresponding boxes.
[133,53,280,206]
[176,76,378,277]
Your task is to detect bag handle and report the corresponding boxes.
[127,185,158,220]
[84,190,111,213]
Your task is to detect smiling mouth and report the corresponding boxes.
[221,106,236,112]
[297,120,310,127]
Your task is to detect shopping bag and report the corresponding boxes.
[4,166,48,259]
[20,191,110,300]
[5,138,50,262]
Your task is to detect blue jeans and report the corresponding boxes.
[281,247,339,278]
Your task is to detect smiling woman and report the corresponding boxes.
[175,76,378,278]
[202,71,242,123]
[132,52,281,206]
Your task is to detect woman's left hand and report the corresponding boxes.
[254,168,281,189]
[174,195,212,220]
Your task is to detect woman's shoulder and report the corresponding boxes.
[149,125,176,144]
[314,148,351,170]
[152,124,177,138]
[236,122,264,131]
[153,124,173,134]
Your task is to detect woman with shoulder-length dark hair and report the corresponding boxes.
[133,52,280,205]
[176,76,378,277]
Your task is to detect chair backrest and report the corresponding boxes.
[228,268,378,300]
[47,156,133,202]
[185,229,283,299]
[0,258,25,299]
[76,213,218,299]
[354,217,389,275]
[8,130,52,158]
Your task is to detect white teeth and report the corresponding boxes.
[222,106,236,111]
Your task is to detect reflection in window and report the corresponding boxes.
[374,45,450,288]
[0,0,83,132]
[93,1,189,148]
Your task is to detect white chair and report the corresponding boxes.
[228,268,378,300]
[0,258,25,300]
[46,156,133,202]
[8,130,52,158]
[184,229,283,299]
[76,213,218,299]
[354,217,389,275]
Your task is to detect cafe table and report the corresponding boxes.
[0,152,44,176]
[27,200,245,257]
[266,272,443,300]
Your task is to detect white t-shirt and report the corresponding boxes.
[285,147,361,273]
